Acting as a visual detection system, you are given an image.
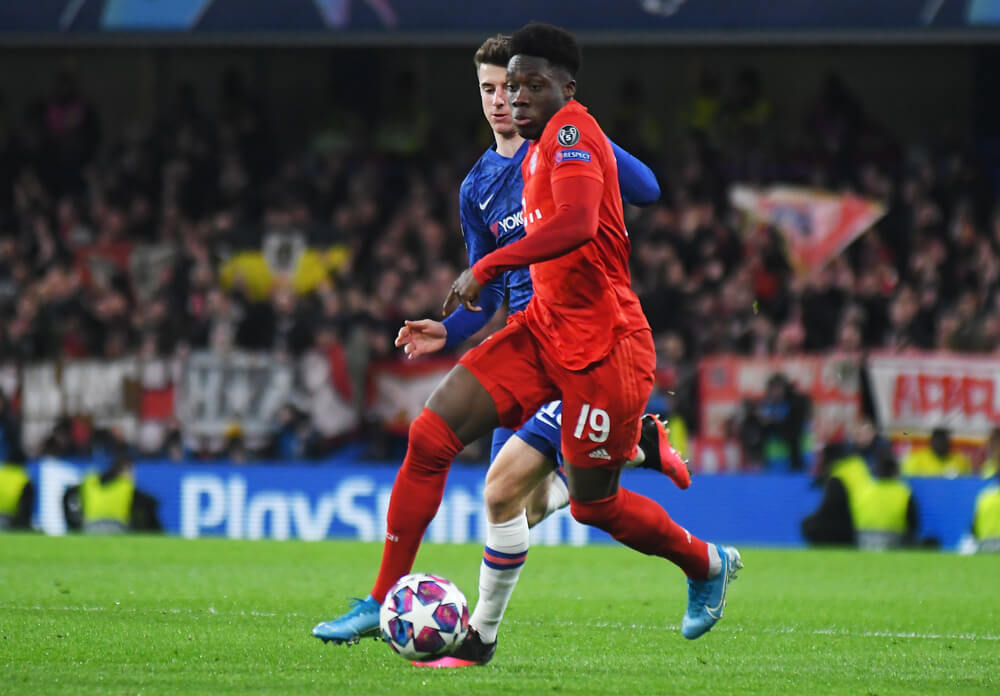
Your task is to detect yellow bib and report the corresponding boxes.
[81,474,134,525]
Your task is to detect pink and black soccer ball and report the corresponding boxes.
[379,573,469,661]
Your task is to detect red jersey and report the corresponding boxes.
[519,100,648,369]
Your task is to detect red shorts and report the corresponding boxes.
[460,316,654,468]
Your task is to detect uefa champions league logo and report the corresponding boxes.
[557,125,580,146]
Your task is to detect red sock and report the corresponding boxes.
[370,408,464,602]
[569,487,709,580]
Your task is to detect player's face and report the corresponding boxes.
[506,55,575,140]
[478,63,516,138]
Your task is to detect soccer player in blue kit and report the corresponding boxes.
[312,33,690,658]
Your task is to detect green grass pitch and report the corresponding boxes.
[1,535,998,695]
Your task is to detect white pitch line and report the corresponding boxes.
[0,605,307,618]
[787,627,1000,642]
[4,607,998,642]
[506,618,1000,642]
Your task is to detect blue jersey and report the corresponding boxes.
[443,141,532,346]
[443,138,658,347]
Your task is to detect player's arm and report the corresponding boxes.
[446,172,602,314]
[397,189,504,358]
[441,191,505,334]
[401,277,504,357]
[608,138,660,206]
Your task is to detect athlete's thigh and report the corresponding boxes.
[426,363,499,445]
[460,318,559,430]
[556,331,656,470]
[485,435,558,508]
[513,400,563,465]
[490,427,517,464]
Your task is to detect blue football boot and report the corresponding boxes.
[312,595,381,644]
[681,545,742,640]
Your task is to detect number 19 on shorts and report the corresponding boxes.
[572,403,610,443]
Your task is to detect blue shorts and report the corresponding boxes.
[490,400,564,468]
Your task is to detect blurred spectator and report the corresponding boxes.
[44,71,101,195]
[722,68,773,182]
[89,427,130,461]
[269,404,310,460]
[735,373,812,471]
[979,427,1000,479]
[162,428,187,463]
[0,393,22,461]
[40,417,80,458]
[0,448,33,530]
[973,473,1000,553]
[610,78,662,158]
[224,426,249,464]
[853,448,918,550]
[801,443,872,546]
[62,455,161,534]
[849,418,891,470]
[901,427,973,477]
[683,68,723,149]
[651,331,697,446]
[805,73,865,185]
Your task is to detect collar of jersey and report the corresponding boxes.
[486,139,530,164]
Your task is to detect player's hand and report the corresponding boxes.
[442,268,483,317]
[395,319,447,359]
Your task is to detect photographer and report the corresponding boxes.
[737,373,812,471]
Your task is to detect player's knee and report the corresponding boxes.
[569,493,620,529]
[406,409,457,473]
[523,491,549,528]
[483,480,520,523]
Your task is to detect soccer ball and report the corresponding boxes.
[379,573,469,661]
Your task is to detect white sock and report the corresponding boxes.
[707,544,722,578]
[625,445,646,468]
[470,511,529,644]
[539,473,570,522]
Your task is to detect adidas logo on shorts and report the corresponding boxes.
[588,447,611,460]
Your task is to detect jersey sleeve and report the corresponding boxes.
[547,118,608,186]
[472,175,603,284]
[443,187,505,346]
[608,138,660,206]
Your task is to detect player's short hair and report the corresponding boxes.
[509,22,581,77]
[474,34,511,69]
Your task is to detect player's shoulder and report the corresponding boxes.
[541,100,604,147]
[459,168,477,206]
[459,153,489,207]
[461,145,513,200]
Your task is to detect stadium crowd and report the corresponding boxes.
[0,66,997,461]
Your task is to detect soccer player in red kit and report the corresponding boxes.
[447,23,742,651]
[318,22,741,657]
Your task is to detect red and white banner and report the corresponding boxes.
[176,352,294,445]
[367,357,457,435]
[18,358,176,453]
[867,352,1000,438]
[698,354,863,442]
[730,185,885,274]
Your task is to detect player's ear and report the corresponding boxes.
[563,79,577,99]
